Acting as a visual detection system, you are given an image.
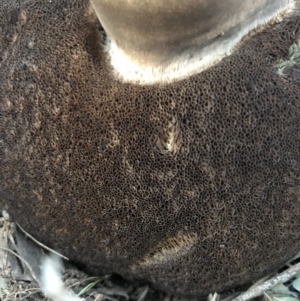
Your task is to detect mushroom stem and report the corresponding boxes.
[90,0,294,83]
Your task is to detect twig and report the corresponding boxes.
[263,291,273,301]
[11,288,40,300]
[18,290,41,300]
[16,223,69,261]
[221,292,240,301]
[13,287,40,294]
[68,276,105,289]
[232,263,300,301]
[93,292,105,301]
[210,292,219,301]
[0,246,39,284]
[137,286,149,301]
[288,251,300,263]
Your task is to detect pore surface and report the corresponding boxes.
[1,0,300,297]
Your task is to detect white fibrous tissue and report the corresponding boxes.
[40,255,81,301]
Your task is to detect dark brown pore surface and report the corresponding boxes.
[1,0,300,297]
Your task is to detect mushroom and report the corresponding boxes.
[0,0,300,297]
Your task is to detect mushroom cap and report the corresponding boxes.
[1,0,300,297]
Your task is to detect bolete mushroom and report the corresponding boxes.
[0,0,300,297]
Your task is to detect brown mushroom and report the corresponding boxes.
[0,0,300,297]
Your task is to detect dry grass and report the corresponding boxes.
[1,210,300,301]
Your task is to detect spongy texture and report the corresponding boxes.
[1,0,300,297]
